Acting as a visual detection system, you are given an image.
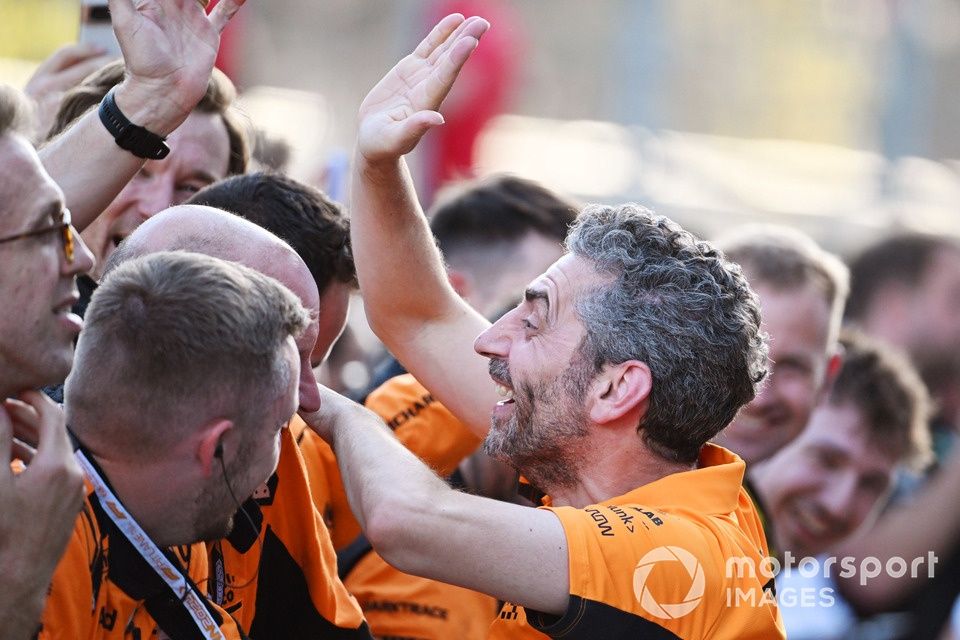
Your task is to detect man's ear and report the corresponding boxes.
[197,419,234,478]
[588,360,652,425]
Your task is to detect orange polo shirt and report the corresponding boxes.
[39,481,243,640]
[206,427,370,638]
[488,445,785,639]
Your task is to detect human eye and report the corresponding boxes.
[176,181,207,195]
[814,447,844,471]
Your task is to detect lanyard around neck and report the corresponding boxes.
[73,449,226,640]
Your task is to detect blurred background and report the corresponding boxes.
[4,0,960,392]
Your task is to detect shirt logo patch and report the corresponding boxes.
[633,546,705,619]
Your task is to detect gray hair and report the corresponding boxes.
[66,251,309,456]
[567,204,768,463]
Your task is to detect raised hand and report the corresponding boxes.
[357,14,489,164]
[109,0,246,134]
[0,391,84,639]
[24,43,115,139]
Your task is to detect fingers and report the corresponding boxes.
[34,43,106,76]
[426,15,489,65]
[209,0,246,34]
[106,0,137,32]
[401,110,446,143]
[55,54,115,88]
[421,35,482,111]
[0,405,12,466]
[15,391,72,462]
[3,398,39,449]
[413,13,464,59]
[11,439,36,464]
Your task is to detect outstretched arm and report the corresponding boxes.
[349,15,502,439]
[39,0,245,231]
[301,387,570,615]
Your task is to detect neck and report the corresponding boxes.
[92,450,193,547]
[542,429,695,508]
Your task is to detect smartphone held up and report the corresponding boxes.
[79,0,121,57]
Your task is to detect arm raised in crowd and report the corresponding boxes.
[350,15,499,438]
[39,0,244,231]
[0,393,84,640]
[302,386,570,615]
[24,43,115,141]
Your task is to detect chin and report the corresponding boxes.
[195,514,236,543]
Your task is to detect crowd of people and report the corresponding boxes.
[3,2,960,639]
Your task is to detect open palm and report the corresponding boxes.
[357,14,489,163]
[108,0,245,115]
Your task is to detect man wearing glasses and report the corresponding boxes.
[0,85,94,640]
[0,0,244,636]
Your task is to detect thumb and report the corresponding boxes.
[393,110,445,154]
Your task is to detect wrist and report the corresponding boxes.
[113,78,193,137]
[354,151,404,183]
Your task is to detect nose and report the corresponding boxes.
[133,180,175,221]
[474,311,513,359]
[64,228,96,277]
[298,364,322,413]
[818,471,856,524]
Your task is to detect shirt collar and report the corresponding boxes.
[601,444,745,514]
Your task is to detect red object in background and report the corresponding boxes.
[207,0,245,81]
[424,0,523,200]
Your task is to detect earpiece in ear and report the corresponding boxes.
[214,440,224,459]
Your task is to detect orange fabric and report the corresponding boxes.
[365,373,482,476]
[38,480,243,640]
[291,419,359,550]
[345,548,499,640]
[488,445,785,639]
[206,427,367,634]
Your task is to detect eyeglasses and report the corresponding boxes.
[0,209,75,263]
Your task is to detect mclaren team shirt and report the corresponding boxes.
[487,444,785,639]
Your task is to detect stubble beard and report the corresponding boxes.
[483,366,592,492]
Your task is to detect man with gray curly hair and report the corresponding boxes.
[297,15,785,639]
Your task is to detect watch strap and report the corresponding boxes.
[98,88,171,160]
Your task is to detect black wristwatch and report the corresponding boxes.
[98,88,171,160]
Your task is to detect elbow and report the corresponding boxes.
[363,491,439,577]
[365,502,416,568]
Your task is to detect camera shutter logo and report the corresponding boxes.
[633,546,705,619]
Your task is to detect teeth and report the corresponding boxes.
[795,506,828,535]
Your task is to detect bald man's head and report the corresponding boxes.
[107,205,323,411]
